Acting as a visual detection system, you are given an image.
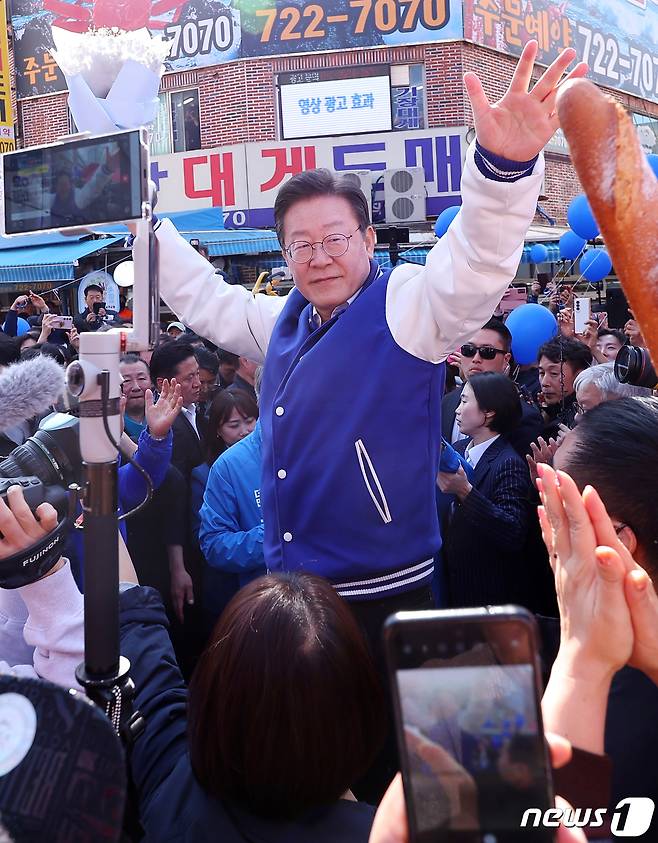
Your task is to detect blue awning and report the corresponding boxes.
[0,235,125,283]
[206,230,281,257]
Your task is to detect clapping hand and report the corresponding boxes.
[465,41,587,162]
[536,464,658,686]
[145,378,183,439]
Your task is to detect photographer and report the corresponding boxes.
[74,284,119,333]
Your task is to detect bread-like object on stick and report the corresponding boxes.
[557,78,658,357]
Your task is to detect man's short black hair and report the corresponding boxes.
[120,353,150,373]
[217,349,239,366]
[274,168,369,246]
[480,317,512,352]
[150,339,196,382]
[195,347,219,376]
[597,327,626,345]
[561,397,658,576]
[537,336,592,371]
[0,333,19,366]
[469,372,522,434]
[84,284,103,297]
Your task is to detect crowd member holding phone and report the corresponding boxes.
[74,283,120,333]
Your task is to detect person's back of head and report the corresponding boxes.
[150,339,196,383]
[555,396,658,578]
[187,573,386,820]
[195,347,219,377]
[0,333,19,368]
[573,363,651,407]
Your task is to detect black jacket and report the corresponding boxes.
[120,586,376,843]
[442,436,534,608]
[441,384,544,459]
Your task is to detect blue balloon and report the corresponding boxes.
[434,205,460,237]
[567,194,599,240]
[506,303,558,366]
[529,243,549,264]
[559,230,587,261]
[648,154,658,179]
[580,248,612,282]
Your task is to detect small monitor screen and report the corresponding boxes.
[3,130,144,234]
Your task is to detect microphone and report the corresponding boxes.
[0,356,65,432]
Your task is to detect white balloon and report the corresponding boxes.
[113,260,134,288]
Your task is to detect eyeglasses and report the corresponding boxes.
[284,227,361,264]
[574,401,587,416]
[460,343,507,361]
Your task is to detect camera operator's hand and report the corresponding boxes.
[0,486,64,577]
[10,295,28,312]
[145,378,183,439]
[29,290,49,313]
[624,310,645,347]
[67,325,80,351]
[86,311,98,323]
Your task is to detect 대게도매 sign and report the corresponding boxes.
[149,125,467,228]
[464,0,658,105]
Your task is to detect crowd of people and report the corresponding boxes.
[1,39,658,843]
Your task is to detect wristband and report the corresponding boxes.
[0,518,72,589]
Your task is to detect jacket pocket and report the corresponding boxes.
[355,439,392,524]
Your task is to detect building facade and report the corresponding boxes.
[8,1,658,233]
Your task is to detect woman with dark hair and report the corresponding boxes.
[191,389,259,631]
[191,389,259,544]
[437,372,534,608]
[122,573,386,841]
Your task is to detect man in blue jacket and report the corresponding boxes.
[71,42,587,630]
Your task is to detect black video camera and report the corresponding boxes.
[614,345,658,389]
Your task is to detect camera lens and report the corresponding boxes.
[614,345,658,389]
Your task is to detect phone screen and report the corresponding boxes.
[387,611,553,843]
[3,130,145,235]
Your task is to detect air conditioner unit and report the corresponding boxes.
[383,167,426,223]
[335,170,372,220]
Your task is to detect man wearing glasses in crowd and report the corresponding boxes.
[138,43,587,633]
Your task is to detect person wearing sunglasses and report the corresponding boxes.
[442,319,543,459]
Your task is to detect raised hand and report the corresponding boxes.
[536,464,632,677]
[145,378,183,439]
[582,485,658,686]
[465,41,588,161]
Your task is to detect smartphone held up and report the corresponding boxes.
[384,607,554,843]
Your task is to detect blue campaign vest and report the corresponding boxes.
[259,260,445,600]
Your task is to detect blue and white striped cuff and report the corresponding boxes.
[475,142,538,183]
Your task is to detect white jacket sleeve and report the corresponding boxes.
[155,220,287,362]
[386,142,544,363]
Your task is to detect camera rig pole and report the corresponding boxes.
[68,207,158,741]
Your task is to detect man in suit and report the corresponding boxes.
[149,338,207,676]
[442,317,543,458]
